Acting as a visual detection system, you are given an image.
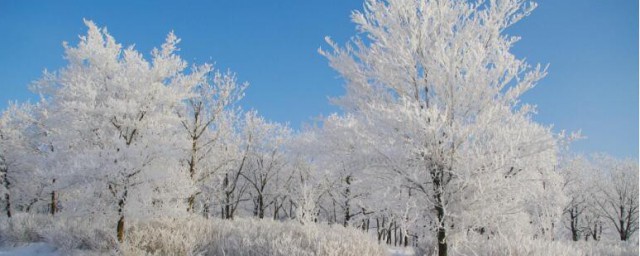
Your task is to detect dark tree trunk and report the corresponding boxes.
[50,179,57,216]
[3,167,10,218]
[223,174,232,219]
[366,218,370,232]
[619,205,628,241]
[117,189,128,243]
[273,198,278,220]
[344,175,351,227]
[224,197,231,219]
[258,193,264,219]
[189,140,197,180]
[433,170,447,256]
[376,218,383,242]
[394,224,398,246]
[4,193,10,218]
[404,232,409,247]
[569,209,579,241]
[117,216,125,243]
[187,194,196,212]
[436,219,447,256]
[50,191,57,215]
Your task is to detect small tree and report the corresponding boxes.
[240,112,292,219]
[592,155,639,241]
[0,103,51,217]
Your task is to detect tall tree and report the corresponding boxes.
[178,63,246,213]
[320,0,566,254]
[33,20,197,242]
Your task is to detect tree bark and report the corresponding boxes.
[436,215,447,256]
[4,193,10,218]
[117,215,125,243]
[258,194,264,219]
[569,209,579,241]
[344,175,351,227]
[50,191,57,215]
[3,167,10,218]
[117,188,128,243]
[187,194,196,212]
[433,168,448,256]
[50,179,57,215]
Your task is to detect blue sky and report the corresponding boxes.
[0,0,637,158]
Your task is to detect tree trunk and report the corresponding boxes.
[50,179,57,215]
[619,205,628,241]
[224,198,231,219]
[223,174,232,219]
[366,218,370,232]
[117,215,125,243]
[436,220,447,256]
[376,218,383,242]
[433,170,447,256]
[344,175,351,227]
[569,209,579,241]
[117,189,128,243]
[4,193,10,218]
[404,233,409,247]
[258,193,264,219]
[3,168,10,218]
[50,191,57,215]
[273,198,280,220]
[187,193,196,212]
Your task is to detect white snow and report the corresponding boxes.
[388,246,415,256]
[0,243,59,256]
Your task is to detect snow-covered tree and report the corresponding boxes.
[319,0,566,254]
[32,20,200,242]
[591,155,639,241]
[239,112,292,219]
[177,63,246,213]
[298,115,378,227]
[560,154,639,242]
[560,155,603,241]
[0,102,50,217]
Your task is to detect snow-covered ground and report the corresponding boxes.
[388,246,415,256]
[0,243,59,256]
[1,244,414,256]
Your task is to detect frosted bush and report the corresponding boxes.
[124,216,387,256]
[413,232,639,256]
[1,213,387,255]
[0,213,117,254]
[0,213,50,244]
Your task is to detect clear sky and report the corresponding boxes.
[0,0,637,158]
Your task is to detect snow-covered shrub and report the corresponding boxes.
[446,233,639,256]
[0,213,50,245]
[41,218,116,253]
[0,213,117,254]
[1,213,386,255]
[124,216,387,256]
[408,230,639,256]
